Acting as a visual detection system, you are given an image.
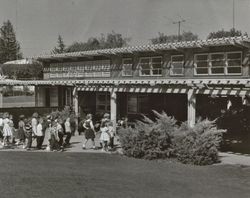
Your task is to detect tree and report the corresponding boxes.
[0,20,22,63]
[151,31,199,44]
[52,35,66,54]
[207,28,248,39]
[66,31,130,52]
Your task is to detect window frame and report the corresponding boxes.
[170,55,185,76]
[122,58,133,77]
[226,51,242,75]
[139,56,163,77]
[194,51,242,76]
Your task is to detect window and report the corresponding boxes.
[96,93,110,113]
[122,58,133,76]
[127,94,149,114]
[227,52,242,74]
[194,52,242,75]
[210,53,225,74]
[194,54,209,75]
[127,95,137,113]
[170,55,184,75]
[139,57,162,76]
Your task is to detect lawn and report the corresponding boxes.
[0,152,249,198]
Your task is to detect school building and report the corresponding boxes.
[1,36,250,129]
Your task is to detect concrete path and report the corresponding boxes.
[219,152,250,166]
[1,133,250,166]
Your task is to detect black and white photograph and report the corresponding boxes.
[0,0,250,197]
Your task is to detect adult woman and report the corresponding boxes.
[82,114,96,149]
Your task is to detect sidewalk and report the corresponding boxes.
[219,152,250,166]
[1,134,250,166]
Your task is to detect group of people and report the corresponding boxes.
[82,113,116,152]
[0,112,75,151]
[0,111,128,152]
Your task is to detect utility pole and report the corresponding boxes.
[173,19,186,41]
[233,0,235,30]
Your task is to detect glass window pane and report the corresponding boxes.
[196,68,208,74]
[211,60,224,67]
[211,67,224,74]
[211,53,224,60]
[128,95,137,113]
[196,61,208,68]
[138,95,149,114]
[228,67,242,74]
[196,54,208,61]
[227,52,241,59]
[228,60,241,67]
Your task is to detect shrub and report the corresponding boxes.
[119,111,225,165]
[173,120,225,165]
[119,111,176,160]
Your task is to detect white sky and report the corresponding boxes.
[0,0,249,57]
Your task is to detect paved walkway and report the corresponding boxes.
[1,133,250,166]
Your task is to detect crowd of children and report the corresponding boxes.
[0,112,75,151]
[0,111,127,152]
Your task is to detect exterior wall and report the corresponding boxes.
[42,45,249,80]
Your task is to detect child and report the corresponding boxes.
[64,117,71,147]
[108,122,115,150]
[17,115,25,145]
[36,118,44,150]
[24,119,33,150]
[3,113,12,147]
[48,120,59,151]
[56,119,64,150]
[82,114,96,150]
[99,121,110,152]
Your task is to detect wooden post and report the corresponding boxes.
[0,87,3,108]
[187,89,196,127]
[110,90,117,131]
[73,87,79,134]
[34,86,38,107]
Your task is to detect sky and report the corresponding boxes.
[0,0,250,57]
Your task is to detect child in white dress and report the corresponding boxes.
[3,113,12,146]
[99,121,110,152]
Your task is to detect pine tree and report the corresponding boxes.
[0,20,22,64]
[52,35,66,54]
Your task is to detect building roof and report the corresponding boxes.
[0,78,250,86]
[35,36,250,61]
[3,58,37,65]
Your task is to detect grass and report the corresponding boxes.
[0,152,249,198]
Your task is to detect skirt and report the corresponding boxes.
[3,125,12,137]
[18,128,25,140]
[100,132,110,142]
[85,128,95,140]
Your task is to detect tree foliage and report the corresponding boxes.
[0,62,43,80]
[207,28,248,39]
[51,35,66,54]
[151,31,199,44]
[0,20,22,63]
[66,31,130,52]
